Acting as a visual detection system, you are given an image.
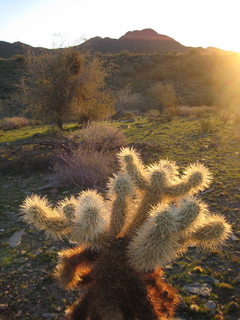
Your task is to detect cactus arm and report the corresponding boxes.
[57,196,78,219]
[127,205,179,272]
[70,190,109,248]
[127,198,207,271]
[108,174,134,236]
[165,163,212,199]
[117,148,148,190]
[21,194,73,239]
[185,214,231,249]
[110,195,129,236]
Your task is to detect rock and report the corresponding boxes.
[5,211,16,216]
[177,296,188,310]
[0,142,10,147]
[7,230,25,248]
[227,301,239,313]
[230,234,239,241]
[49,188,58,194]
[198,275,215,284]
[184,283,212,297]
[205,300,216,310]
[42,313,58,318]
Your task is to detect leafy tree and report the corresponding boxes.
[23,49,115,129]
[148,83,178,115]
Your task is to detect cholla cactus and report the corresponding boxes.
[21,147,231,320]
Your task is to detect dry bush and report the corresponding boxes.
[179,105,218,118]
[115,85,140,113]
[53,122,126,188]
[199,118,213,133]
[150,66,165,81]
[0,117,29,130]
[79,122,127,151]
[53,147,116,189]
[145,109,160,121]
[178,106,193,117]
[233,110,240,124]
[0,145,54,174]
[220,110,231,124]
[148,83,178,116]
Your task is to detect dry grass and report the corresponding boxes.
[53,147,117,189]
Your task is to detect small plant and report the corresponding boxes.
[145,109,160,121]
[199,118,213,133]
[216,282,233,290]
[21,148,231,320]
[123,111,135,120]
[150,66,166,81]
[13,54,26,62]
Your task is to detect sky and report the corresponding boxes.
[1,0,240,52]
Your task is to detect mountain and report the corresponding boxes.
[77,29,189,54]
[0,41,50,59]
[0,29,230,58]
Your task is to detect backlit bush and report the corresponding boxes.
[0,117,29,130]
[80,122,126,152]
[54,122,127,188]
[54,147,116,189]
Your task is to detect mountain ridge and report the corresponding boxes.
[77,28,189,54]
[0,28,231,58]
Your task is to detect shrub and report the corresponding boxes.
[0,117,29,130]
[53,122,127,188]
[53,147,116,189]
[220,110,231,124]
[0,146,54,174]
[233,110,240,124]
[199,119,213,133]
[119,50,131,57]
[150,66,165,81]
[145,109,160,121]
[23,49,114,129]
[79,122,126,152]
[115,85,140,112]
[123,111,135,120]
[178,106,193,117]
[148,83,178,114]
[179,106,218,118]
[13,54,26,62]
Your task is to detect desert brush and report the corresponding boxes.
[21,147,231,320]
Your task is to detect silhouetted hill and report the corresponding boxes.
[0,29,232,58]
[0,41,50,59]
[78,29,190,54]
